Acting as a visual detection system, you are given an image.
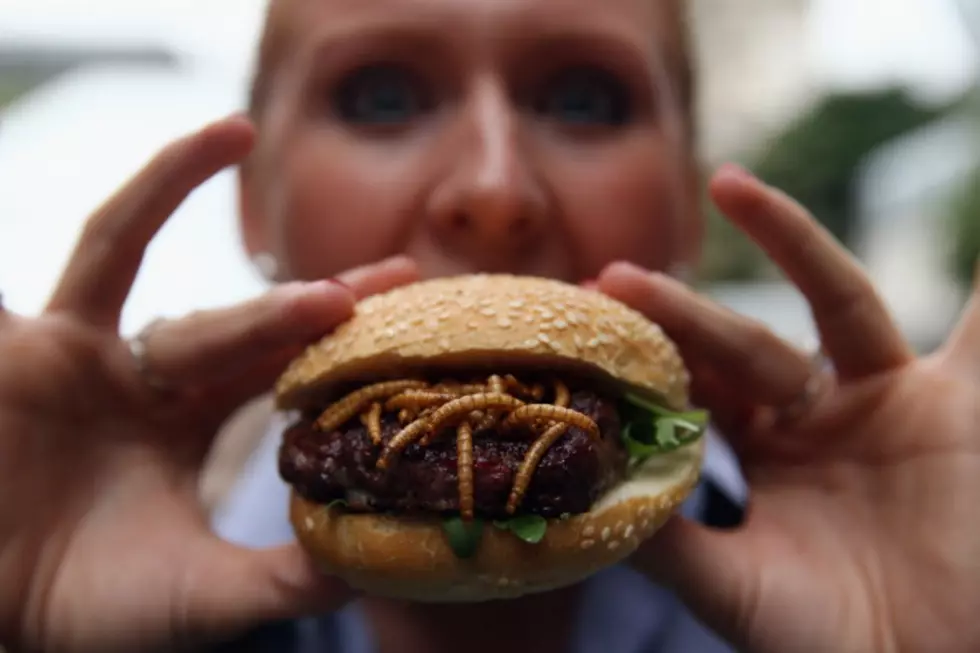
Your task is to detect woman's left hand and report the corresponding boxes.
[598,166,980,653]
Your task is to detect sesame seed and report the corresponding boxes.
[624,525,635,539]
[554,319,568,330]
[601,527,611,541]
[304,517,314,530]
[608,541,621,551]
[497,317,512,328]
[583,526,595,537]
[480,308,496,317]
[581,539,595,550]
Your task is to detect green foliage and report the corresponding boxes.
[699,88,960,283]
[752,89,954,245]
[0,75,37,109]
[946,166,980,287]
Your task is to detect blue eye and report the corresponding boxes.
[333,64,430,126]
[534,67,631,127]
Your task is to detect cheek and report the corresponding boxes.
[554,141,682,276]
[274,134,416,280]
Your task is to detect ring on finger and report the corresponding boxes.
[774,342,832,423]
[127,318,175,394]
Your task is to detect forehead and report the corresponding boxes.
[270,0,676,64]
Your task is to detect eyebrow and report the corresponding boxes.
[299,12,658,70]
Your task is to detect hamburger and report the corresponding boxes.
[274,274,707,602]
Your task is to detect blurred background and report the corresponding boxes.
[1,0,978,353]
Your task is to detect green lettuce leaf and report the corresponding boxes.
[492,515,548,544]
[442,517,484,558]
[620,393,709,466]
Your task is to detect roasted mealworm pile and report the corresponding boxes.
[313,374,601,520]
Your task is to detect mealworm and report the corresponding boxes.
[315,380,426,432]
[398,408,414,425]
[457,421,475,521]
[376,417,432,470]
[365,402,383,445]
[502,405,599,440]
[504,375,545,400]
[506,422,569,514]
[384,390,456,411]
[553,379,570,408]
[477,375,506,430]
[433,382,487,395]
[418,393,526,445]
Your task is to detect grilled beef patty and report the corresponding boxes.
[279,390,627,519]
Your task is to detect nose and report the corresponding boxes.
[426,80,549,264]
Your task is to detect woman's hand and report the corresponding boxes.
[0,116,419,653]
[601,165,980,653]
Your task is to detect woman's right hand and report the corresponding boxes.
[0,116,419,653]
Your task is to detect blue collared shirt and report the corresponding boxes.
[212,414,745,653]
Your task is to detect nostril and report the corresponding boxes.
[450,212,470,230]
[509,214,533,234]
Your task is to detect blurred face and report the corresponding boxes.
[240,0,700,284]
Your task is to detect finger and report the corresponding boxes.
[47,115,256,328]
[709,165,913,379]
[186,539,356,645]
[945,257,980,367]
[597,262,812,408]
[631,517,754,651]
[133,279,354,390]
[687,359,757,442]
[335,254,420,299]
[134,256,420,391]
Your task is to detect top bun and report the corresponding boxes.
[275,274,690,411]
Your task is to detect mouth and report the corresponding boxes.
[408,258,594,288]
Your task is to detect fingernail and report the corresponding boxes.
[580,278,598,290]
[610,261,648,277]
[717,162,753,182]
[377,254,416,271]
[327,277,351,291]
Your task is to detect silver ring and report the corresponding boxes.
[776,344,831,423]
[127,318,173,393]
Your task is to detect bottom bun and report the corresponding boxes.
[289,438,704,603]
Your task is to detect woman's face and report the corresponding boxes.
[241,0,700,284]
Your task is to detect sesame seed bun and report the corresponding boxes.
[276,274,704,602]
[276,274,690,411]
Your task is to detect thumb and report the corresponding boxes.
[631,515,756,647]
[183,539,356,644]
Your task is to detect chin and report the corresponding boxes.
[274,274,706,603]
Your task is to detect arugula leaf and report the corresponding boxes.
[620,393,709,466]
[442,517,484,558]
[493,515,548,544]
[624,393,709,427]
